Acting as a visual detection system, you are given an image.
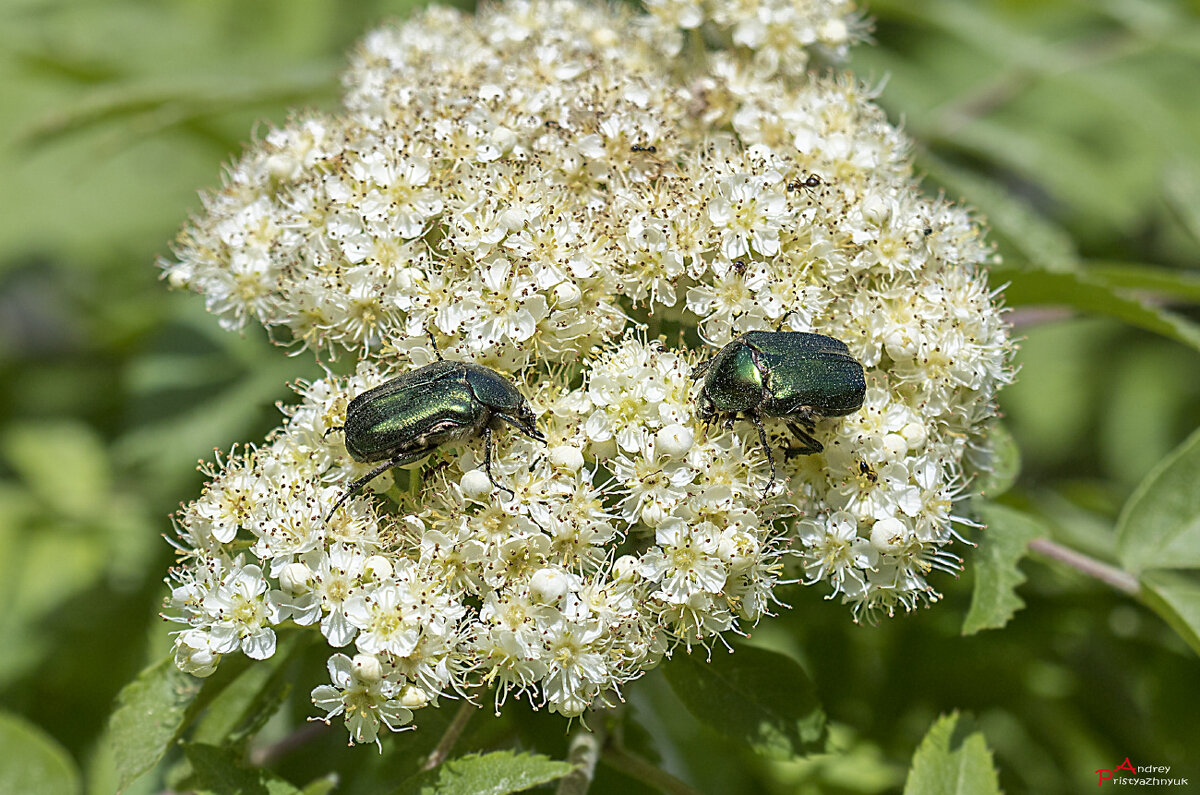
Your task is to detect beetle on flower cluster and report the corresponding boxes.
[325,332,545,519]
[691,313,866,495]
[160,0,1013,747]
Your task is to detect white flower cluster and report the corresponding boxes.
[161,0,1012,746]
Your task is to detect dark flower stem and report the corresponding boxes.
[556,720,605,795]
[250,720,329,766]
[601,745,703,795]
[422,701,477,771]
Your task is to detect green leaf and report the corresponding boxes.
[0,712,81,795]
[997,267,1200,353]
[963,503,1043,635]
[1085,261,1200,304]
[1,420,111,520]
[299,775,338,795]
[1139,570,1200,658]
[902,712,1001,795]
[184,743,302,795]
[1164,156,1200,246]
[916,149,1079,271]
[16,69,335,149]
[967,423,1020,499]
[192,633,301,746]
[663,644,825,759]
[1115,425,1200,574]
[391,751,574,795]
[108,655,204,792]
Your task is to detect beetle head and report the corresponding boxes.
[515,401,546,443]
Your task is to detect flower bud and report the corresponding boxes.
[461,469,492,498]
[656,423,694,458]
[529,567,569,604]
[364,555,393,582]
[901,422,927,449]
[553,281,582,309]
[400,685,429,709]
[549,445,585,472]
[870,517,906,553]
[279,562,312,595]
[352,653,383,684]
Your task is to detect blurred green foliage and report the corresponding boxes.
[1,0,1197,793]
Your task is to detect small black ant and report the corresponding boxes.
[787,174,822,192]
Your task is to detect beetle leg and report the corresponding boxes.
[323,426,344,439]
[748,413,779,497]
[785,422,824,456]
[775,310,802,331]
[325,446,436,521]
[481,425,516,498]
[425,329,445,361]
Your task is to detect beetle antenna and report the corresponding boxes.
[426,330,445,361]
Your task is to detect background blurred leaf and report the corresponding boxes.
[191,633,303,748]
[2,421,110,518]
[1139,570,1200,658]
[184,743,303,795]
[0,711,81,795]
[967,423,1020,499]
[1085,261,1200,303]
[1116,424,1200,574]
[902,712,1001,795]
[663,644,825,759]
[391,750,573,795]
[916,149,1080,271]
[963,503,1042,635]
[107,655,203,792]
[16,68,337,150]
[997,267,1200,352]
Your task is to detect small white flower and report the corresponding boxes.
[345,583,421,658]
[311,653,413,747]
[202,562,276,660]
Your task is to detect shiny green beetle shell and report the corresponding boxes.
[327,359,543,518]
[692,329,865,494]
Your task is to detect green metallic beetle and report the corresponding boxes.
[691,315,866,495]
[325,334,544,519]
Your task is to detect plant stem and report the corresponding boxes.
[1004,306,1075,329]
[601,745,702,795]
[556,720,606,795]
[250,720,329,766]
[1029,537,1139,595]
[421,700,477,771]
